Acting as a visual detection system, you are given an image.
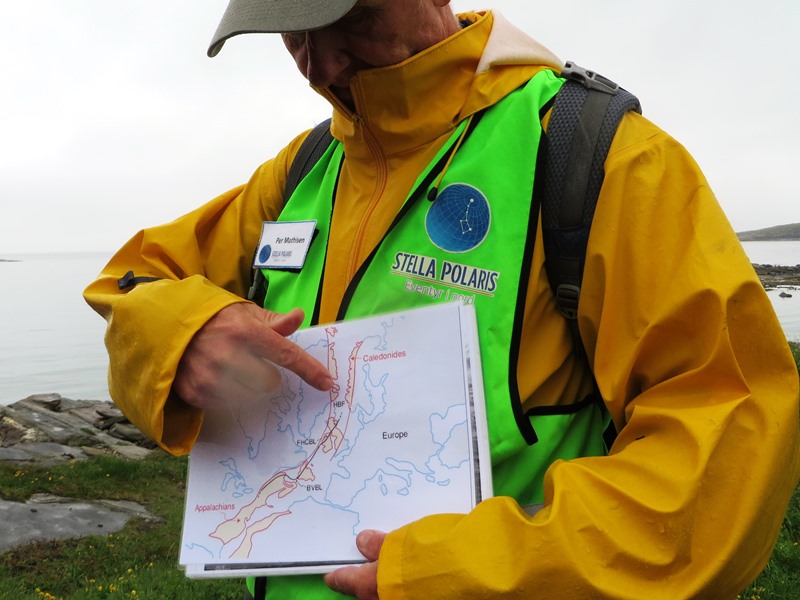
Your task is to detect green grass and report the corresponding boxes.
[1,342,798,598]
[0,452,241,599]
[789,341,800,371]
[740,483,800,600]
[738,341,800,599]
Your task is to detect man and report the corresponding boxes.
[84,0,800,598]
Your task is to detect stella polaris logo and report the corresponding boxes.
[425,183,491,253]
[390,183,499,301]
[258,244,272,264]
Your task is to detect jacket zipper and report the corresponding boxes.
[346,110,389,283]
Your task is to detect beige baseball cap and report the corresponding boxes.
[208,0,358,57]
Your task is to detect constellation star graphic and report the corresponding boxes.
[460,198,475,235]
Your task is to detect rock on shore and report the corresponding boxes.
[753,263,800,288]
[0,394,157,466]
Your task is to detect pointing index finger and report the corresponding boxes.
[249,311,333,391]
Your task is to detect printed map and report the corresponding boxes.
[180,302,491,577]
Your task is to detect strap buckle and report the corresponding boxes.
[555,283,581,320]
[561,61,620,95]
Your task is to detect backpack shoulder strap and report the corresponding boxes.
[247,118,334,304]
[540,62,640,448]
[282,118,335,205]
[541,61,641,328]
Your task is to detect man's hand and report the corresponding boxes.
[174,303,332,409]
[324,530,385,599]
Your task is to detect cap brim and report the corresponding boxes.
[208,0,358,57]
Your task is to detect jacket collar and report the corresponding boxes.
[316,11,563,158]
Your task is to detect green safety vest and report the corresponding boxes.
[250,70,607,599]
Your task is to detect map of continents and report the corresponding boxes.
[180,304,481,571]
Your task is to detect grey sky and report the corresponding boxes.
[1,0,797,254]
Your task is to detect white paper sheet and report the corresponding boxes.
[180,302,491,578]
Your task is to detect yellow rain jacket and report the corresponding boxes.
[85,11,800,598]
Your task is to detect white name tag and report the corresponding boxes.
[253,220,317,270]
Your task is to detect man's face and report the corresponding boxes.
[282,0,455,109]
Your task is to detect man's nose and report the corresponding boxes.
[302,29,350,89]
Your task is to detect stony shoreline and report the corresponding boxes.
[0,394,156,466]
[753,263,800,289]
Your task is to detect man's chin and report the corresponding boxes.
[330,86,355,112]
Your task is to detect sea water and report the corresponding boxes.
[0,253,112,405]
[741,241,800,343]
[0,243,798,406]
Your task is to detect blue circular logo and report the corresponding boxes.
[258,244,272,264]
[425,183,491,253]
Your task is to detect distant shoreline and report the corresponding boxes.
[739,237,800,243]
[737,222,800,242]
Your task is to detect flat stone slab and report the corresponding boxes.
[0,493,160,554]
[0,442,88,466]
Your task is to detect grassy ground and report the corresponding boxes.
[1,342,798,599]
[740,483,800,600]
[0,452,241,599]
[738,341,800,599]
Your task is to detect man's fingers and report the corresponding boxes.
[322,530,385,598]
[217,351,283,398]
[175,356,265,410]
[248,309,333,391]
[355,530,385,562]
[175,303,332,409]
[324,561,379,600]
[256,306,306,337]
